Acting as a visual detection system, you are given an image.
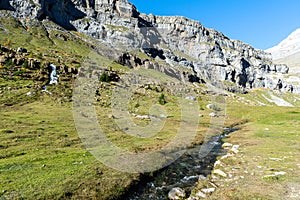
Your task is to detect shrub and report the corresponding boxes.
[158,93,167,105]
[99,72,111,82]
[211,104,222,111]
[4,59,13,67]
[134,102,140,108]
[22,60,29,69]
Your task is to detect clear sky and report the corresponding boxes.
[129,0,300,50]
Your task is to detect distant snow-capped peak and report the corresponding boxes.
[266,28,300,60]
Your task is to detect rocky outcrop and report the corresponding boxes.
[0,45,78,83]
[116,52,200,83]
[265,28,300,93]
[1,0,299,93]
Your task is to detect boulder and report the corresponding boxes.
[17,47,27,53]
[168,187,185,200]
[229,145,240,154]
[201,187,216,194]
[0,56,7,64]
[276,64,289,74]
[185,96,196,101]
[222,142,233,149]
[195,191,206,198]
[206,104,213,109]
[212,169,227,177]
[209,112,217,117]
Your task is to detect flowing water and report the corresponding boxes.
[121,128,238,200]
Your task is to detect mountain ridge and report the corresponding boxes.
[266,28,300,60]
[0,0,299,93]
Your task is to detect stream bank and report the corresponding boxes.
[120,127,238,200]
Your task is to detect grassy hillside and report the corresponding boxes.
[0,69,216,199]
[0,17,93,68]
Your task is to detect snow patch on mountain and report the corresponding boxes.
[266,28,300,60]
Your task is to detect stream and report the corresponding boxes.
[121,127,238,200]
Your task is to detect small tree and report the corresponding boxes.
[158,93,166,105]
[146,84,151,90]
[22,60,29,69]
[99,72,111,82]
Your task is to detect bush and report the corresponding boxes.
[134,102,140,108]
[22,60,29,69]
[99,72,111,82]
[211,104,222,111]
[158,93,167,105]
[4,59,13,67]
[146,84,151,90]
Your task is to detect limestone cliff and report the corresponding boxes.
[0,0,298,93]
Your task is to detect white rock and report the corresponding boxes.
[108,114,115,119]
[220,154,233,160]
[209,182,218,188]
[209,112,217,117]
[187,197,198,200]
[212,169,227,177]
[160,114,167,118]
[214,160,222,167]
[201,187,216,194]
[168,187,185,200]
[198,175,207,181]
[195,191,206,198]
[206,104,213,109]
[274,171,286,176]
[263,174,276,178]
[269,157,282,161]
[229,145,240,154]
[222,142,233,149]
[232,144,240,150]
[185,96,196,101]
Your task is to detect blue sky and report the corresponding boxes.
[129,0,300,50]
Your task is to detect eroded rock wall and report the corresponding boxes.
[0,0,298,93]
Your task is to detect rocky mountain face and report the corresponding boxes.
[1,0,299,93]
[266,28,300,93]
[266,28,300,71]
